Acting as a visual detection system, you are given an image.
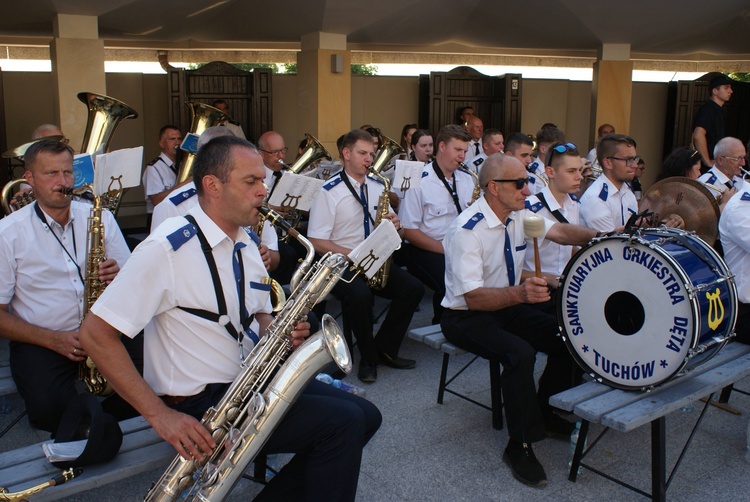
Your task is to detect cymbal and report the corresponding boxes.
[639,176,720,246]
[2,135,65,159]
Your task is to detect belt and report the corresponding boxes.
[160,394,192,406]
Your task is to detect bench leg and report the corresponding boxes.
[651,417,666,502]
[569,420,589,482]
[437,353,450,404]
[489,360,503,430]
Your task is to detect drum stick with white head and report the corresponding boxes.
[523,214,545,279]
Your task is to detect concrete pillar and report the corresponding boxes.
[50,14,106,149]
[590,44,633,140]
[297,32,350,154]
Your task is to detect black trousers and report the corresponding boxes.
[441,306,575,444]
[173,379,382,502]
[404,244,446,324]
[9,334,143,433]
[736,302,750,345]
[332,265,424,365]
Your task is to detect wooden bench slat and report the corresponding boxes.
[408,324,442,343]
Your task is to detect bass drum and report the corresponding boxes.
[557,228,737,390]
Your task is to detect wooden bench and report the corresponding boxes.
[550,341,750,502]
[409,324,503,430]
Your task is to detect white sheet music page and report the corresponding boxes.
[94,146,144,196]
[348,220,401,279]
[394,160,424,197]
[267,172,324,212]
[42,439,88,462]
[305,160,341,181]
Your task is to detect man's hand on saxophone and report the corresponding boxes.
[98,257,121,283]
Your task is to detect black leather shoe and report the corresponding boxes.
[503,440,547,488]
[377,351,416,369]
[358,362,378,383]
[543,411,576,441]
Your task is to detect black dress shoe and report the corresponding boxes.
[377,351,416,369]
[358,362,377,383]
[503,440,547,488]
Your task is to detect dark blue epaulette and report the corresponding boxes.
[472,157,484,168]
[741,191,750,202]
[462,212,485,229]
[528,174,537,186]
[598,183,609,201]
[244,228,261,246]
[704,173,718,185]
[525,199,543,213]
[323,174,343,191]
[422,170,429,178]
[166,222,197,251]
[569,193,580,203]
[528,160,539,172]
[147,156,163,167]
[169,187,197,206]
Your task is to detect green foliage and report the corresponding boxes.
[242,63,377,75]
[351,64,378,75]
[187,62,284,73]
[727,72,750,82]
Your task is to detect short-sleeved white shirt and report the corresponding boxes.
[698,166,743,199]
[441,196,553,310]
[526,159,548,195]
[91,205,272,396]
[399,162,475,243]
[579,174,637,231]
[523,187,580,276]
[142,152,177,213]
[0,201,130,331]
[719,187,750,303]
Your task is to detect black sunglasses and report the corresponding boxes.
[490,178,531,190]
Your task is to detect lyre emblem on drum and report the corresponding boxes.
[280,193,301,209]
[356,250,379,275]
[706,288,724,331]
[400,177,411,192]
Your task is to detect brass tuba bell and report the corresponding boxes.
[288,133,332,175]
[175,102,230,184]
[78,92,138,156]
[371,134,404,175]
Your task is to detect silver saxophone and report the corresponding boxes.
[145,207,353,502]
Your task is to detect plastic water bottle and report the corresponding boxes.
[0,396,10,414]
[315,373,366,397]
[568,421,585,476]
[681,401,695,413]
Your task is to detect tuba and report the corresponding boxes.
[371,134,404,175]
[175,102,230,184]
[288,133,332,175]
[144,211,354,502]
[366,168,395,290]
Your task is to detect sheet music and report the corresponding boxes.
[305,160,341,181]
[42,439,87,462]
[348,220,402,279]
[394,160,424,198]
[73,154,94,188]
[267,172,324,211]
[94,146,144,195]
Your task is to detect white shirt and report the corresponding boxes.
[526,159,547,195]
[143,152,177,214]
[579,174,637,232]
[308,171,390,251]
[697,166,743,199]
[399,162,475,243]
[441,196,553,310]
[720,187,750,303]
[0,201,131,332]
[264,165,285,196]
[523,187,580,276]
[220,121,245,139]
[466,152,487,174]
[150,181,278,252]
[468,139,483,159]
[91,205,272,396]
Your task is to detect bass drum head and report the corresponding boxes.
[557,235,698,390]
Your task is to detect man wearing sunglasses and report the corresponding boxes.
[579,134,640,232]
[697,136,745,200]
[441,153,598,488]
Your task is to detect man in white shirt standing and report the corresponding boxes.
[143,125,183,228]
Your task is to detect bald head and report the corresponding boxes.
[198,126,234,150]
[31,124,63,140]
[466,116,484,141]
[257,131,287,170]
[479,153,523,189]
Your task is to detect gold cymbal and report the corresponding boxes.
[639,176,720,246]
[1,135,65,159]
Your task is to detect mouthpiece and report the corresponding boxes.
[258,206,296,235]
[523,214,545,239]
[62,187,94,201]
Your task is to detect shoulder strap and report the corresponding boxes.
[536,191,569,224]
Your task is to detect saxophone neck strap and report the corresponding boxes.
[179,214,256,345]
[432,161,462,214]
[34,201,84,284]
[535,192,569,224]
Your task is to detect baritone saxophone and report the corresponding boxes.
[144,209,355,502]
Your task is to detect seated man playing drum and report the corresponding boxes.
[440,153,598,488]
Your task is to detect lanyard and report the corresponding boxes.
[432,161,462,214]
[340,172,375,236]
[535,192,569,224]
[34,202,84,284]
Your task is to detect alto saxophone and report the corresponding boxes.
[145,210,354,502]
[458,163,481,205]
[366,168,394,290]
[75,185,114,396]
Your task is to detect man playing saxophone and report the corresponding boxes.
[80,135,381,501]
[308,129,424,383]
[0,139,133,432]
[399,124,475,325]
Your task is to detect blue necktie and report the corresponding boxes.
[360,183,370,238]
[504,219,515,286]
[232,242,259,345]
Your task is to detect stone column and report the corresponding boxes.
[50,14,106,149]
[297,32,351,154]
[590,44,633,139]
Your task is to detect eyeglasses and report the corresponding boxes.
[490,178,531,190]
[607,156,641,167]
[260,147,288,156]
[721,155,745,163]
[547,142,578,166]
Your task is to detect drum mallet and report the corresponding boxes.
[524,214,545,279]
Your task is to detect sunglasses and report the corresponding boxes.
[547,142,578,166]
[490,178,531,190]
